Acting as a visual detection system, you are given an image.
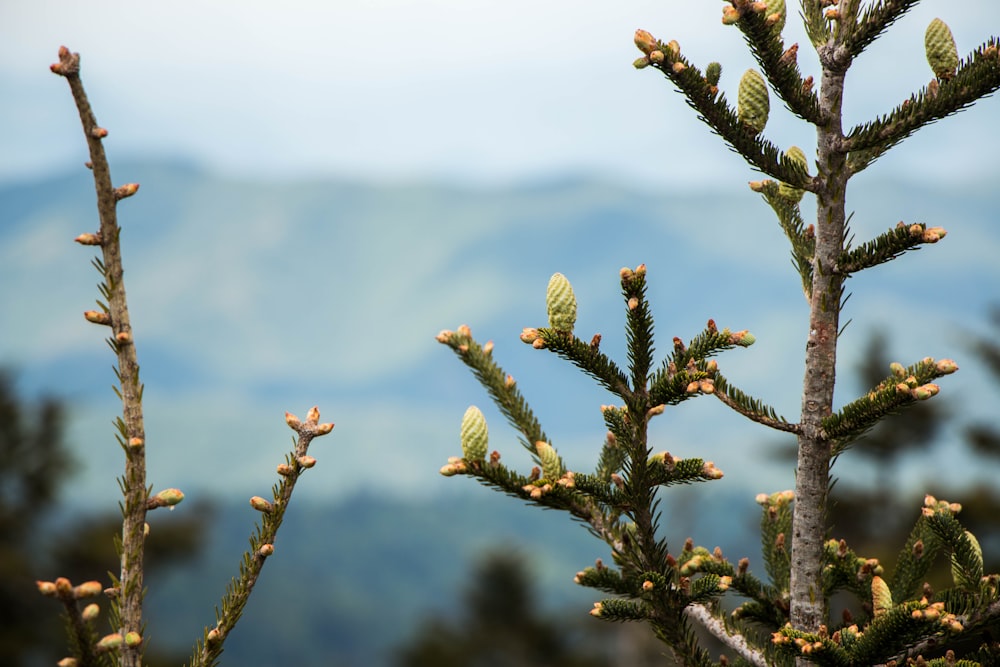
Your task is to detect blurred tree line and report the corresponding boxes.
[5,309,999,665]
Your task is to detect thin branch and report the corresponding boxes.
[51,45,148,667]
[188,410,334,667]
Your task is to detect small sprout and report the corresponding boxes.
[925,18,959,80]
[297,455,316,468]
[90,127,109,139]
[249,496,273,513]
[705,61,722,88]
[642,580,655,592]
[634,29,658,55]
[520,327,540,345]
[114,183,140,200]
[922,226,947,243]
[590,602,604,617]
[649,50,665,65]
[935,359,958,374]
[546,272,577,333]
[37,580,57,597]
[148,488,184,510]
[721,5,740,24]
[95,633,124,653]
[74,232,102,245]
[124,632,142,648]
[315,422,334,435]
[73,581,104,599]
[57,659,78,667]
[285,412,302,430]
[84,310,111,326]
[276,463,294,476]
[259,543,275,557]
[435,329,453,344]
[82,603,100,622]
[207,628,222,644]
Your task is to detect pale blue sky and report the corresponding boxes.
[1,1,997,187]
[1,3,998,509]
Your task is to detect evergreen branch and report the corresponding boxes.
[824,356,958,450]
[645,453,725,489]
[684,603,768,667]
[820,539,878,603]
[635,39,811,184]
[925,510,983,595]
[188,410,333,667]
[536,330,631,397]
[648,320,756,406]
[752,180,814,297]
[51,46,148,667]
[845,42,1000,174]
[437,328,549,455]
[757,491,793,593]
[843,601,957,666]
[733,9,824,124]
[712,372,799,434]
[573,562,634,596]
[801,0,832,48]
[835,222,946,275]
[621,265,655,393]
[890,511,944,605]
[594,431,627,482]
[845,0,922,58]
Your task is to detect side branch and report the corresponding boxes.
[633,34,812,187]
[845,41,1000,174]
[733,10,824,124]
[845,0,921,57]
[189,409,333,667]
[712,373,799,434]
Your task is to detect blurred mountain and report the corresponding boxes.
[134,487,760,667]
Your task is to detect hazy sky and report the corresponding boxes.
[2,3,999,509]
[1,1,997,187]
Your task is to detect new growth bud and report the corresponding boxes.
[925,18,959,80]
[460,405,489,461]
[250,496,274,513]
[738,69,770,135]
[634,29,658,55]
[546,272,577,333]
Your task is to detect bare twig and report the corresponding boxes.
[52,45,148,667]
[189,408,334,667]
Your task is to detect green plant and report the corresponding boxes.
[38,47,336,667]
[438,4,1000,665]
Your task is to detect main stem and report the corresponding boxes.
[58,49,148,667]
[789,44,850,634]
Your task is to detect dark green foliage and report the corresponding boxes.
[846,39,1000,174]
[395,552,629,667]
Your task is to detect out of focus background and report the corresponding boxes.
[2,2,999,665]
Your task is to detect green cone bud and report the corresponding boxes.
[738,69,770,135]
[460,405,488,461]
[535,441,563,481]
[765,0,786,34]
[871,575,892,617]
[925,18,959,80]
[546,272,577,333]
[705,62,722,87]
[778,145,809,202]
